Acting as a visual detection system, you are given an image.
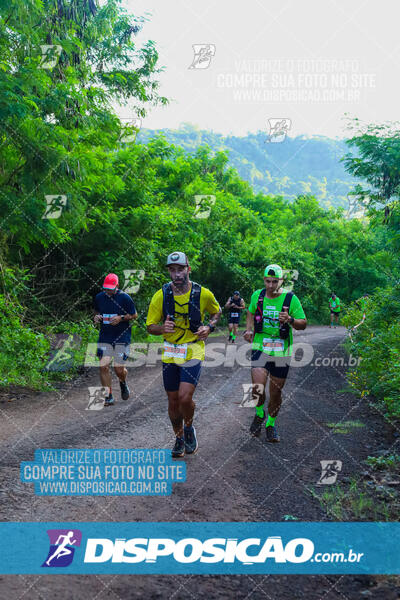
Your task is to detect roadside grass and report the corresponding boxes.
[309,454,400,520]
[325,420,366,434]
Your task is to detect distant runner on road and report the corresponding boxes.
[225,290,245,343]
[146,252,221,458]
[329,292,341,328]
[93,273,138,406]
[244,264,307,442]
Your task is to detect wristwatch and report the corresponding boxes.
[207,323,215,332]
[289,316,295,325]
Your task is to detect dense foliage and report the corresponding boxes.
[342,120,400,420]
[344,288,400,419]
[138,124,357,209]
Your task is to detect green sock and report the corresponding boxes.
[255,405,265,418]
[232,334,236,340]
[266,415,276,427]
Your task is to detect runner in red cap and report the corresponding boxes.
[103,273,119,289]
[93,273,138,406]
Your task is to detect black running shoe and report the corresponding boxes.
[120,380,130,401]
[104,395,115,407]
[265,425,280,443]
[184,425,198,454]
[250,413,266,436]
[172,437,185,458]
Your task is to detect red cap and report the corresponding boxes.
[103,273,119,290]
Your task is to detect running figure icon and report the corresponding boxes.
[45,531,77,566]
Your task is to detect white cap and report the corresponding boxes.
[166,251,188,266]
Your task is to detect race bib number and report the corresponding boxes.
[231,312,239,318]
[262,337,285,352]
[163,341,188,359]
[102,313,117,325]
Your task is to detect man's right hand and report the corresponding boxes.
[94,314,102,324]
[243,330,254,343]
[162,315,175,334]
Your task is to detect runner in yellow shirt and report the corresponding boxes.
[146,252,221,458]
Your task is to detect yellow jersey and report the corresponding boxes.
[146,283,220,364]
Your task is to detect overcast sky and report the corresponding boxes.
[121,0,400,139]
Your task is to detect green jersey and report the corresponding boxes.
[329,297,341,312]
[248,289,306,357]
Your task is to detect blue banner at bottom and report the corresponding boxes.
[1,522,398,574]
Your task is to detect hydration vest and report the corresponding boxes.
[254,289,294,339]
[229,295,242,313]
[162,281,203,335]
[230,295,242,307]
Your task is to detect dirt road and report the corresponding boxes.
[0,326,399,599]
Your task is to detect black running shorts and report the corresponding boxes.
[251,349,290,379]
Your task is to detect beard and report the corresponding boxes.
[172,273,188,287]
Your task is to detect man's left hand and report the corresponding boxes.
[110,315,124,325]
[278,307,290,324]
[195,325,211,340]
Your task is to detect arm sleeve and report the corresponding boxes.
[289,295,306,320]
[93,295,100,312]
[146,290,164,326]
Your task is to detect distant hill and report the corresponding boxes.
[137,123,357,209]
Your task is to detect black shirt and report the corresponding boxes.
[94,290,136,344]
[229,296,242,317]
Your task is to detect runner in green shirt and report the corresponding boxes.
[329,293,341,328]
[244,264,307,442]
